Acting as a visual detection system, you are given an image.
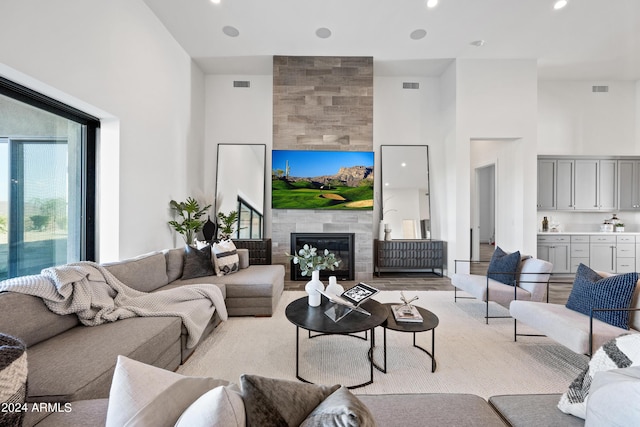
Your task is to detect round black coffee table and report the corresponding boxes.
[372,302,439,373]
[285,296,388,389]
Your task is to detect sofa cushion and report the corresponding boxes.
[0,291,79,347]
[451,273,532,304]
[240,374,339,427]
[558,333,640,419]
[212,239,240,276]
[566,264,638,329]
[487,246,521,286]
[300,386,376,427]
[585,366,640,426]
[176,385,246,427]
[106,356,228,427]
[359,394,506,427]
[103,252,169,292]
[28,398,109,427]
[489,394,583,427]
[182,245,215,280]
[27,316,182,403]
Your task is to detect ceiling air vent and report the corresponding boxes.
[592,85,609,93]
[402,82,419,89]
[233,80,250,88]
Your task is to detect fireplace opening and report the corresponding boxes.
[290,233,355,281]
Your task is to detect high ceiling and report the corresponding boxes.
[144,0,640,80]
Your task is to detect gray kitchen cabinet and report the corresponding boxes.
[537,235,570,273]
[589,235,616,273]
[556,160,575,210]
[569,235,589,273]
[537,159,556,209]
[618,159,640,210]
[574,159,617,210]
[616,235,635,273]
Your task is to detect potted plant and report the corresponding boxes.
[286,244,341,277]
[217,210,243,240]
[616,223,625,232]
[168,197,211,245]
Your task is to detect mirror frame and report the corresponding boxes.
[215,143,266,240]
[380,145,431,240]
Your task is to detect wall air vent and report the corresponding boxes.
[402,82,419,89]
[592,85,609,93]
[233,80,250,88]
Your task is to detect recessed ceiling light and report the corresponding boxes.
[470,40,486,47]
[553,0,568,9]
[210,0,221,4]
[401,162,407,167]
[222,26,239,37]
[410,29,427,40]
[426,0,439,8]
[315,28,332,39]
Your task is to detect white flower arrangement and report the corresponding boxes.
[287,244,341,277]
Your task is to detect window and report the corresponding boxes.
[0,78,98,279]
[236,197,262,239]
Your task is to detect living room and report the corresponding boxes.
[1,1,640,426]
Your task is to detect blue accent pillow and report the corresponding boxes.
[487,246,521,286]
[566,263,638,329]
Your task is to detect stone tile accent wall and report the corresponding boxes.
[272,56,374,280]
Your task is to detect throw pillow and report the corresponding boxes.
[300,386,377,427]
[182,244,215,280]
[558,333,640,419]
[0,334,28,427]
[212,239,240,276]
[565,263,638,329]
[105,355,229,427]
[487,246,521,286]
[240,374,340,427]
[175,385,245,427]
[585,366,640,426]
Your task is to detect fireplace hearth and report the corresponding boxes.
[290,233,355,281]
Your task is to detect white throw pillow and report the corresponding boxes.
[585,366,640,426]
[105,356,229,427]
[558,333,640,419]
[176,385,246,427]
[212,239,240,276]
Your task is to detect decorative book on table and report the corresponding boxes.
[392,304,423,323]
[318,282,379,321]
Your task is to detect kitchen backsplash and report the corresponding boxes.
[537,211,640,233]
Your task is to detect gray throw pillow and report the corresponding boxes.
[240,374,339,427]
[0,334,28,427]
[181,244,215,280]
[300,386,377,427]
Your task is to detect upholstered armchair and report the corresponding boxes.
[451,256,553,324]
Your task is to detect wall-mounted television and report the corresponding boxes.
[272,150,374,210]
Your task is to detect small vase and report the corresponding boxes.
[305,270,324,307]
[378,220,386,241]
[325,275,344,296]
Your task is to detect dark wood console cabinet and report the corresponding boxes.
[374,239,444,276]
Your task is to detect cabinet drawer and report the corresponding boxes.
[617,259,635,273]
[537,235,570,243]
[571,235,590,243]
[617,235,635,243]
[617,244,635,258]
[571,258,589,273]
[570,244,589,257]
[590,235,616,243]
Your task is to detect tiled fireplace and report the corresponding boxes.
[290,233,355,281]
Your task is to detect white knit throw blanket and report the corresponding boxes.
[0,262,228,348]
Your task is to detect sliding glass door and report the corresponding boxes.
[0,81,97,279]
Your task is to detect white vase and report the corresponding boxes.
[325,275,344,296]
[305,270,324,307]
[378,220,386,241]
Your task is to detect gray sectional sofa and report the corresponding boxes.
[0,246,284,408]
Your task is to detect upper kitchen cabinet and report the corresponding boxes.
[618,159,640,210]
[538,157,618,211]
[574,159,616,211]
[537,159,556,209]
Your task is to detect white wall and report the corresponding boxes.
[455,59,539,266]
[0,0,205,260]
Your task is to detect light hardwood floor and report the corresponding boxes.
[284,243,573,305]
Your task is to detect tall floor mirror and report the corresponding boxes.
[215,144,266,239]
[380,145,431,240]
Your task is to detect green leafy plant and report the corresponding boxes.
[286,244,342,277]
[168,197,211,245]
[217,210,242,240]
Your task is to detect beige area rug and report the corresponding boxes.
[178,291,588,399]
